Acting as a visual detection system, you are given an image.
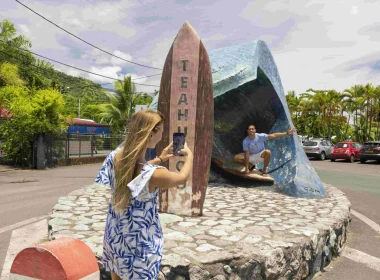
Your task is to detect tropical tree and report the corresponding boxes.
[0,62,24,86]
[374,86,380,140]
[343,85,365,141]
[286,90,301,129]
[132,93,153,114]
[92,76,136,133]
[0,85,65,165]
[299,89,328,137]
[0,19,31,48]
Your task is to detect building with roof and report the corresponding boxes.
[66,118,110,135]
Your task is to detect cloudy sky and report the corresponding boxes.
[1,0,379,95]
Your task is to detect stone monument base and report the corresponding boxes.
[49,183,350,280]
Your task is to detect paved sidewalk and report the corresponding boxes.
[0,165,17,172]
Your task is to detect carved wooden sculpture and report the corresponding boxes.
[156,21,214,216]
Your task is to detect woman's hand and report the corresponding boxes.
[287,128,297,135]
[159,142,174,162]
[150,142,194,190]
[179,143,193,157]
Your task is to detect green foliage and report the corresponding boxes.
[95,76,136,133]
[0,20,52,90]
[0,86,65,165]
[286,84,380,143]
[92,77,153,133]
[0,19,117,166]
[0,19,108,110]
[0,62,24,86]
[133,93,153,114]
[0,19,31,48]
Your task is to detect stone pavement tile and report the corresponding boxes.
[49,183,351,279]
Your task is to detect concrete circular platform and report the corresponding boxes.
[49,183,350,280]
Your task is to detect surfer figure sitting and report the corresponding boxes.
[234,125,296,177]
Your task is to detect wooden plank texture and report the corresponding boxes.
[157,21,213,216]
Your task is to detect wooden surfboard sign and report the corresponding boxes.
[212,158,275,183]
[157,21,214,216]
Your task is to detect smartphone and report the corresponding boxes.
[173,132,185,156]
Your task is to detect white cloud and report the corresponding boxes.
[111,50,133,65]
[89,49,133,66]
[18,24,31,37]
[139,36,174,70]
[238,0,380,94]
[203,33,227,42]
[65,68,82,77]
[240,1,294,28]
[350,6,358,15]
[87,65,123,84]
[2,0,379,96]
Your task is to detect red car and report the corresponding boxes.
[330,142,362,162]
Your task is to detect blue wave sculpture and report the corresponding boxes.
[150,40,326,198]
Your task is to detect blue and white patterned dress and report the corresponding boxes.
[96,150,165,279]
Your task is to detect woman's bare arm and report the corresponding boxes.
[150,143,193,190]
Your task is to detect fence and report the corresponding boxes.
[44,134,124,168]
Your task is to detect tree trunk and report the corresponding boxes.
[366,101,369,141]
[343,114,351,141]
[355,109,359,141]
[369,100,373,140]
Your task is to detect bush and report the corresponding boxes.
[0,86,66,166]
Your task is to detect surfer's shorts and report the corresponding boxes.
[249,151,264,164]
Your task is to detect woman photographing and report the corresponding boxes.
[96,109,193,279]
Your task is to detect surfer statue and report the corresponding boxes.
[234,125,296,177]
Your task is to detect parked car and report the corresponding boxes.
[360,141,380,163]
[303,139,334,160]
[330,142,362,162]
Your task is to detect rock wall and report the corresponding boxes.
[49,183,350,279]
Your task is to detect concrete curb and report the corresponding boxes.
[0,219,48,280]
[9,237,99,280]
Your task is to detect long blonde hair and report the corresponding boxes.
[113,109,164,212]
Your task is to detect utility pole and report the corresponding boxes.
[78,99,81,118]
[129,94,134,121]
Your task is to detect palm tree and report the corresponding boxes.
[286,90,302,129]
[374,86,380,140]
[343,85,365,142]
[0,19,31,48]
[362,83,380,141]
[325,90,343,140]
[95,76,136,134]
[341,96,356,141]
[301,89,329,137]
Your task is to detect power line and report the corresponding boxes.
[15,0,163,70]
[0,50,107,92]
[0,51,153,99]
[100,72,162,85]
[0,41,160,87]
[102,0,177,51]
[102,73,162,84]
[1,52,137,99]
[132,73,162,80]
[76,0,164,73]
[85,0,177,60]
